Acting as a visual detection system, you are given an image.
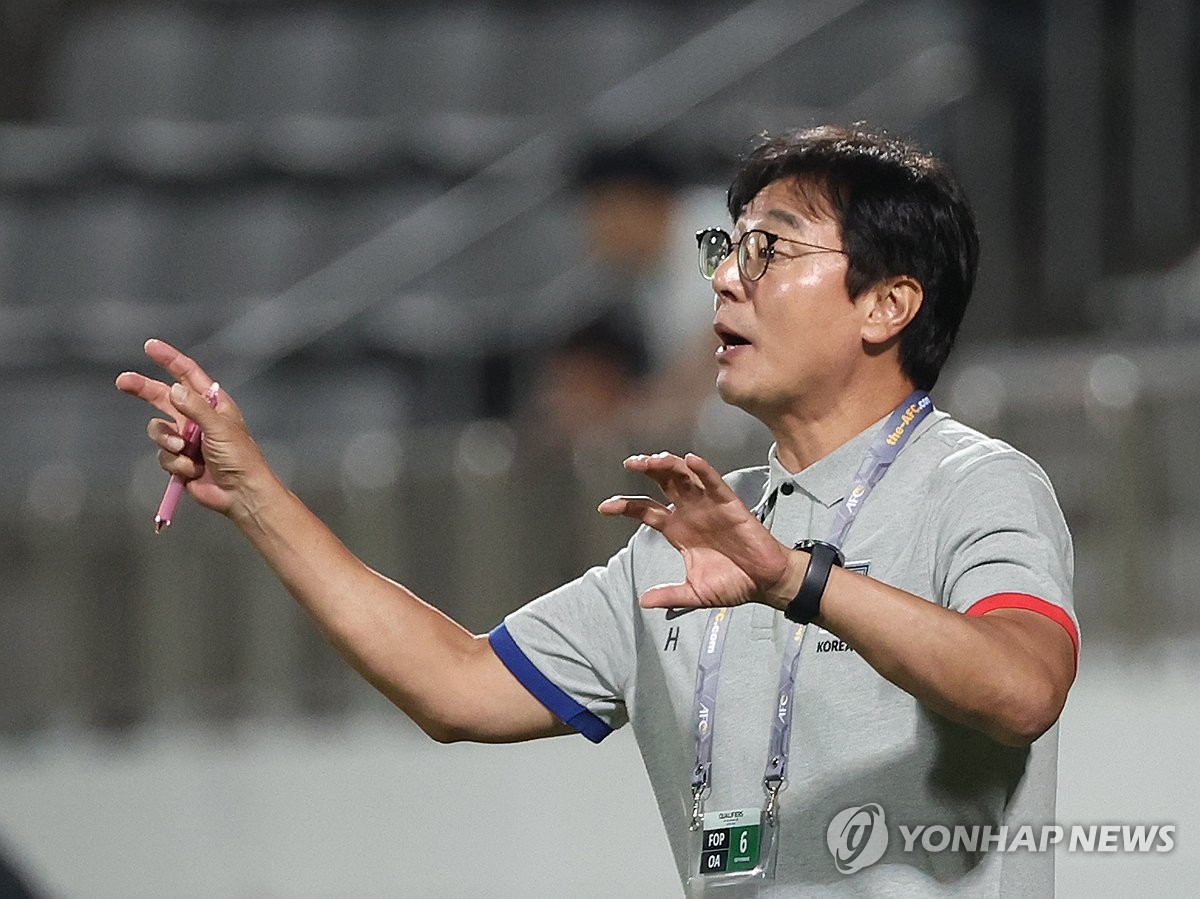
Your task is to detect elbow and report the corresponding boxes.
[987,679,1066,748]
[408,706,474,745]
[989,718,1049,749]
[413,713,470,745]
[375,689,471,744]
[424,723,465,745]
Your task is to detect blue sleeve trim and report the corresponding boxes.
[488,623,612,744]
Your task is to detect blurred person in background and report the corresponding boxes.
[116,124,1076,895]
[530,141,726,445]
[531,315,649,446]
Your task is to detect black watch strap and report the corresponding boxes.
[784,540,845,625]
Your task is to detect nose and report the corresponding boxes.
[710,250,743,310]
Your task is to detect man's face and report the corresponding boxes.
[710,179,865,418]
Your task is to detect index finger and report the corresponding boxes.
[625,453,704,488]
[624,454,703,504]
[114,370,182,422]
[684,453,733,496]
[143,338,216,394]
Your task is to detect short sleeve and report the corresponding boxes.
[933,443,1079,660]
[489,538,637,743]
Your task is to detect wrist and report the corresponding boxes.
[228,470,290,534]
[761,548,810,612]
[783,540,845,625]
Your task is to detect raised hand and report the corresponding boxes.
[598,452,794,612]
[115,339,275,521]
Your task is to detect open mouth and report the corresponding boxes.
[714,323,751,351]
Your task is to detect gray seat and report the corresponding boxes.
[44,5,220,124]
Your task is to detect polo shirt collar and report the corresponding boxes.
[766,408,943,508]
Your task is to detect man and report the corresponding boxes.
[117,125,1077,895]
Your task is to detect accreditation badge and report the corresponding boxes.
[686,807,779,896]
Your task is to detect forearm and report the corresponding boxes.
[767,556,1071,746]
[228,476,542,742]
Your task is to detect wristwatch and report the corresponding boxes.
[784,539,845,624]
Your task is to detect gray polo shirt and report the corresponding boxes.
[490,410,1077,896]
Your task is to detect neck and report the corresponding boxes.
[769,379,918,472]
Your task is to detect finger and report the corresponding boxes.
[147,419,186,454]
[624,452,703,499]
[597,495,671,531]
[639,582,702,610]
[168,382,224,433]
[684,453,730,495]
[158,448,204,480]
[647,454,704,492]
[115,371,182,421]
[143,338,217,395]
[624,452,693,478]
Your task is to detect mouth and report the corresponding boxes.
[714,323,751,356]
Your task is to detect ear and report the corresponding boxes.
[859,276,923,346]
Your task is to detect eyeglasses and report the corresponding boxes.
[695,227,846,281]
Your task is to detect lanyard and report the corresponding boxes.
[689,392,932,829]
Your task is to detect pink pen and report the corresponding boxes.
[154,382,220,533]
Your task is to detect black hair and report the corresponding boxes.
[726,125,979,390]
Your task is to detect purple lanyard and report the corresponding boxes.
[689,392,933,829]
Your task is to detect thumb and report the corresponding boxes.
[639,582,701,610]
[170,382,223,431]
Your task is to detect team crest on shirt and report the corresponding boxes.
[845,559,870,576]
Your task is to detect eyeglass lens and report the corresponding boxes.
[738,231,770,280]
[697,228,773,281]
[697,229,730,279]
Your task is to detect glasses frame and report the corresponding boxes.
[695,227,846,281]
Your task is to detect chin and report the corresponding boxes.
[714,370,738,402]
[718,374,796,423]
[715,374,759,416]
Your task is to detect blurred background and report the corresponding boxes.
[0,0,1197,895]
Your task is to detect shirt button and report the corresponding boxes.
[779,483,794,495]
